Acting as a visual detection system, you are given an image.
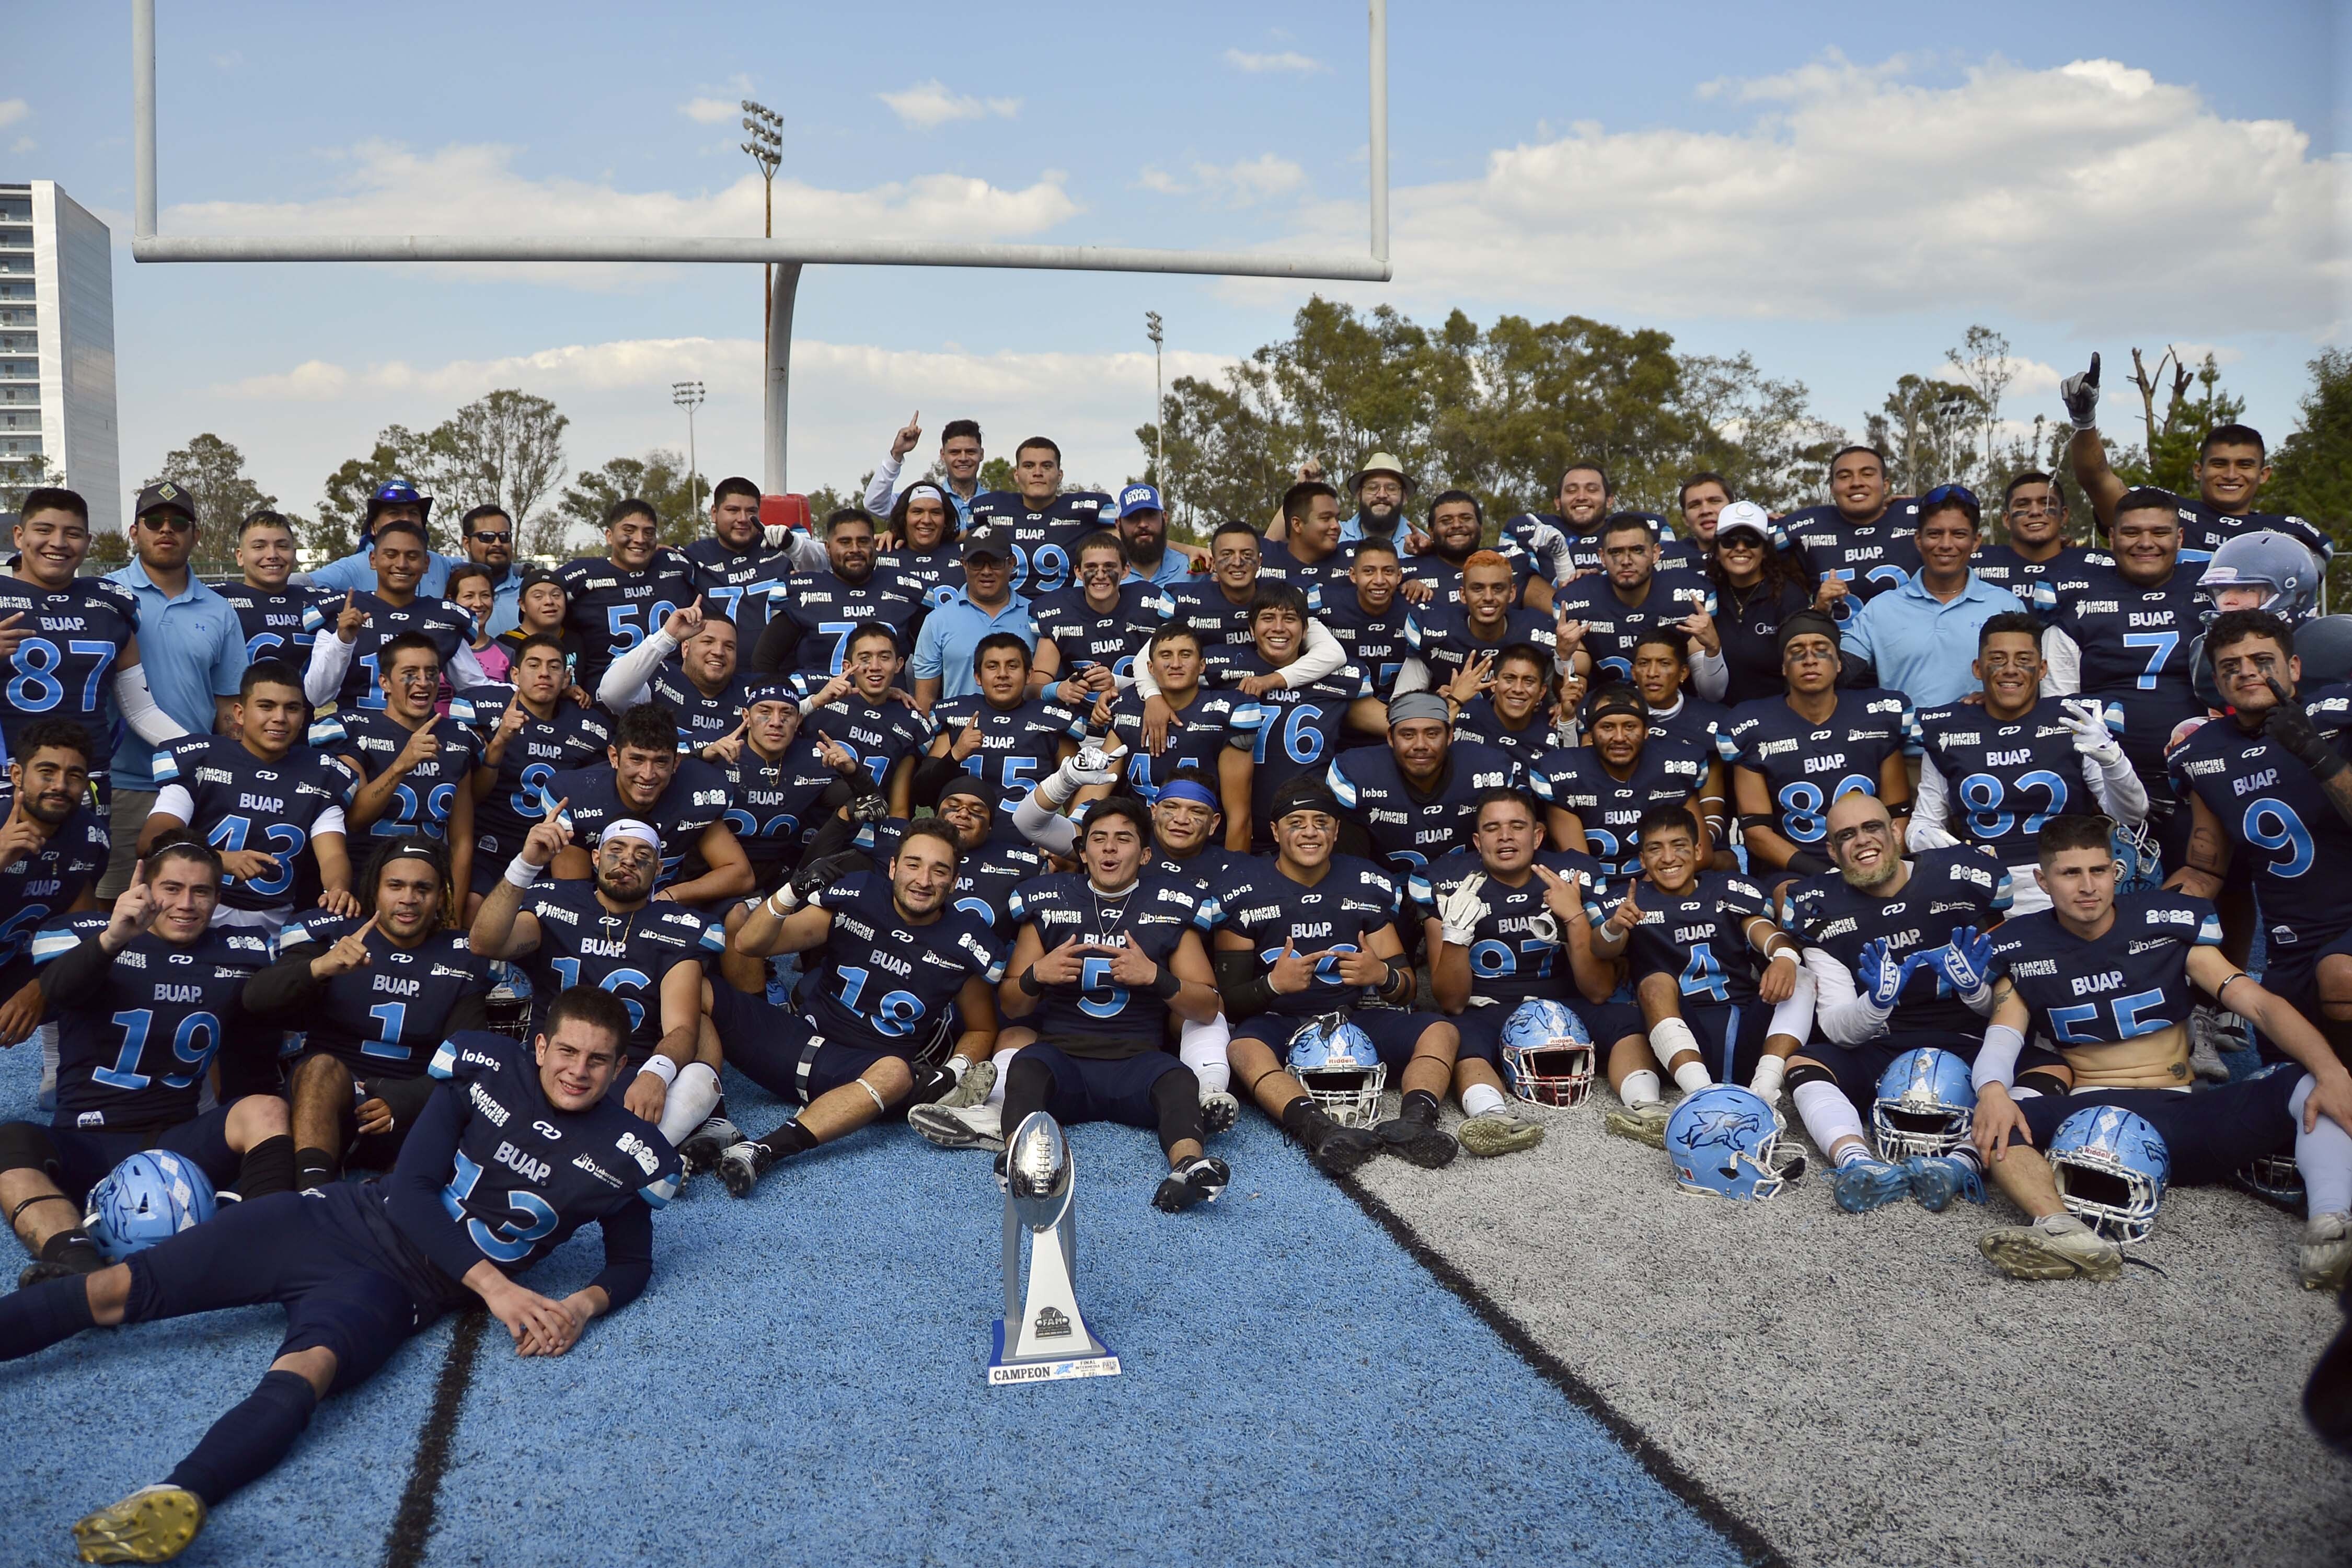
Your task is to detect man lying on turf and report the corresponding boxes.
[0,989,677,1565]
[1968,812,2352,1287]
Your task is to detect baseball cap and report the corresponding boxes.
[133,481,197,524]
[1117,483,1163,520]
[1714,501,1773,546]
[516,565,564,593]
[960,525,1012,562]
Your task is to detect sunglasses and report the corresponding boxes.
[139,514,194,533]
[468,530,512,544]
[1920,483,1980,510]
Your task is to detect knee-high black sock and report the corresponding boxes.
[164,1369,317,1507]
[0,1271,97,1361]
[752,1121,818,1161]
[235,1136,296,1201]
[293,1147,336,1191]
[1150,1069,1204,1157]
[1001,1055,1054,1135]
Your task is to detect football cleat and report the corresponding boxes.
[676,1117,743,1177]
[1376,1106,1459,1169]
[714,1141,774,1200]
[1458,1109,1544,1158]
[1198,1091,1241,1138]
[933,1059,996,1111]
[1904,1154,1986,1213]
[1830,1154,1912,1214]
[1151,1156,1232,1213]
[1602,1101,1671,1149]
[1290,1106,1379,1177]
[907,1101,1005,1150]
[1979,1212,2123,1282]
[2300,1212,2352,1293]
[71,1483,205,1563]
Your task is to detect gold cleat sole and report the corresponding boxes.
[73,1486,205,1563]
[1458,1115,1544,1158]
[1602,1106,1669,1149]
[1978,1228,2122,1283]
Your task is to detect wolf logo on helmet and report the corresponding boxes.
[1665,1086,1804,1201]
[83,1151,218,1260]
[1498,999,1595,1107]
[1286,1014,1386,1128]
[2048,1105,2171,1243]
[1872,1048,1977,1160]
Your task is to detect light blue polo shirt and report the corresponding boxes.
[105,559,250,791]
[1839,571,2017,710]
[1126,551,1193,589]
[910,587,1037,701]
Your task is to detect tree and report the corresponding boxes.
[1943,325,2016,485]
[556,449,702,557]
[1865,375,1984,497]
[2266,349,2352,602]
[2115,349,2245,495]
[144,433,276,577]
[435,390,569,532]
[0,452,66,515]
[1675,353,1843,515]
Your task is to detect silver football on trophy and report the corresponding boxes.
[1006,1111,1073,1226]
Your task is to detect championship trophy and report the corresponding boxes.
[988,1112,1121,1384]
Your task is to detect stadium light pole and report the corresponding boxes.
[740,102,792,493]
[1144,311,1165,494]
[672,379,705,516]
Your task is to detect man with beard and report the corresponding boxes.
[685,477,786,635]
[302,519,491,713]
[0,724,108,1067]
[1398,493,1534,610]
[1970,472,2107,612]
[967,435,1113,598]
[457,633,613,900]
[557,498,699,692]
[808,776,1049,943]
[1320,537,1415,701]
[1328,691,1521,881]
[1552,514,1728,695]
[1530,685,1712,884]
[879,481,964,609]
[750,507,925,682]
[1112,483,1197,589]
[1781,447,1922,629]
[597,601,757,758]
[545,703,753,906]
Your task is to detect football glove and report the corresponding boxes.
[1934,926,1997,1003]
[2059,698,2124,768]
[1858,938,1912,1009]
[1436,874,1490,948]
[2059,351,2101,431]
[2263,677,2349,782]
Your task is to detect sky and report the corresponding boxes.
[10,0,2347,527]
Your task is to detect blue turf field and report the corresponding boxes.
[0,1050,1758,1567]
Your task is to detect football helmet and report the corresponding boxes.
[1871,1048,1977,1159]
[2199,530,2321,623]
[1286,1014,1385,1128]
[84,1151,217,1260]
[363,477,434,527]
[1665,1085,1801,1201]
[1498,999,1595,1107]
[2233,1151,2305,1212]
[2048,1105,2170,1243]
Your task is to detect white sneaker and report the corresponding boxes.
[907,1100,1004,1150]
[2300,1212,2352,1292]
[1979,1212,2122,1282]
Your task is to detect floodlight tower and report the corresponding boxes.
[672,379,705,514]
[1144,311,1165,497]
[740,102,792,492]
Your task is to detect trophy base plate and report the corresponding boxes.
[987,1319,1122,1385]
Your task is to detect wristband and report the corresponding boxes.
[1383,955,1413,1001]
[766,885,801,917]
[1018,966,1045,996]
[635,1055,680,1087]
[504,855,544,890]
[1149,965,1182,1000]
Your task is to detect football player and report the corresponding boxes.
[1218,584,1383,851]
[1029,531,1165,704]
[0,721,109,1053]
[749,506,926,681]
[1969,472,2106,610]
[1910,612,2147,915]
[1402,492,1535,609]
[1778,446,1921,627]
[596,598,757,757]
[1259,481,1354,603]
[0,993,675,1564]
[546,703,754,906]
[794,625,932,810]
[684,476,786,631]
[924,632,1087,824]
[811,776,1047,941]
[1134,526,1348,751]
[966,435,1113,598]
[214,509,336,665]
[0,838,286,1287]
[1777,793,2027,1214]
[1328,690,1521,880]
[1449,642,1560,771]
[1399,550,1555,696]
[1718,612,1912,884]
[710,681,871,904]
[245,837,491,1187]
[557,497,699,691]
[1417,787,1614,1154]
[315,632,482,895]
[144,662,360,936]
[701,820,1004,1196]
[1100,624,1239,804]
[1320,536,1414,701]
[1530,684,1712,884]
[878,481,964,609]
[1551,514,1727,696]
[1213,777,1462,1172]
[302,520,490,712]
[1970,813,2352,1288]
[1156,520,1293,651]
[458,633,614,900]
[1498,462,1615,599]
[1628,628,1733,758]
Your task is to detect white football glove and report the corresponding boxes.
[2060,698,2124,768]
[1436,874,1490,948]
[1067,739,1128,787]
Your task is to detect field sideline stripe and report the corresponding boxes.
[381,1309,489,1568]
[1334,1173,1790,1568]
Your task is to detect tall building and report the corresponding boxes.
[0,181,120,535]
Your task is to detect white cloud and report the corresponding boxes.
[159,141,1080,287]
[1137,155,1307,207]
[679,98,737,124]
[0,100,28,131]
[876,82,1021,131]
[1225,49,1323,74]
[1271,54,2342,337]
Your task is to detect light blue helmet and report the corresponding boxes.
[1286,1016,1385,1127]
[2049,1105,2170,1243]
[1872,1048,1977,1159]
[84,1150,217,1260]
[1499,999,1595,1107]
[1666,1085,1802,1201]
[2200,530,2322,624]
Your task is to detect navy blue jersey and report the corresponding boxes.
[931,694,1085,817]
[447,690,612,871]
[1454,696,1555,773]
[2043,566,2206,783]
[683,536,789,634]
[274,914,490,1078]
[0,575,139,779]
[314,709,485,845]
[644,663,756,754]
[214,580,337,666]
[1500,513,1706,584]
[1404,604,1558,691]
[151,735,355,912]
[854,817,1048,937]
[1153,578,1270,651]
[876,541,962,610]
[1971,545,2108,612]
[1150,842,1247,925]
[2167,686,2352,951]
[1986,893,2222,1052]
[1410,848,1606,1008]
[1717,688,1913,851]
[1549,576,1717,685]
[558,550,699,691]
[549,758,734,891]
[308,593,478,711]
[800,694,934,793]
[716,740,843,882]
[1646,696,1733,758]
[1258,540,1354,602]
[1319,590,1413,699]
[757,568,925,678]
[1780,503,1922,626]
[513,881,724,1056]
[1914,696,2106,862]
[1220,649,1374,838]
[1779,846,2012,1036]
[1328,738,1521,877]
[1031,581,1162,686]
[35,917,273,1131]
[1215,854,1405,1018]
[1621,871,1775,1012]
[802,870,1005,1056]
[423,1030,677,1273]
[1005,870,1215,1057]
[1529,737,1711,881]
[966,491,1113,597]
[2170,500,2331,567]
[1104,685,1239,804]
[0,791,108,978]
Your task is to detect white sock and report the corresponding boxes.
[1462,1082,1508,1119]
[1619,1069,1661,1108]
[1672,1060,1714,1095]
[1180,1017,1231,1096]
[986,1045,1022,1107]
[1793,1079,1869,1163]
[2293,1075,2352,1217]
[658,1063,723,1147]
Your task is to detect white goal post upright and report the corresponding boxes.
[128,0,1393,493]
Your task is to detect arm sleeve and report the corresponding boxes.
[1803,944,1891,1044]
[1280,619,1345,688]
[381,1083,500,1286]
[152,783,197,823]
[2086,752,2148,825]
[1392,655,1434,696]
[1907,757,1958,850]
[305,629,355,707]
[596,627,676,710]
[112,665,190,746]
[239,944,328,1017]
[1011,790,1082,857]
[1766,968,1816,1044]
[1971,1023,2028,1093]
[1213,945,1277,1020]
[2039,626,2081,696]
[584,1197,656,1311]
[37,931,117,999]
[863,452,905,516]
[751,608,802,676]
[1690,645,1728,702]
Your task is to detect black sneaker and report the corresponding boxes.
[1151,1157,1232,1213]
[1376,1110,1460,1170]
[715,1140,774,1200]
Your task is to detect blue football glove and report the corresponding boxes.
[1935,926,1996,999]
[1858,938,1909,1009]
